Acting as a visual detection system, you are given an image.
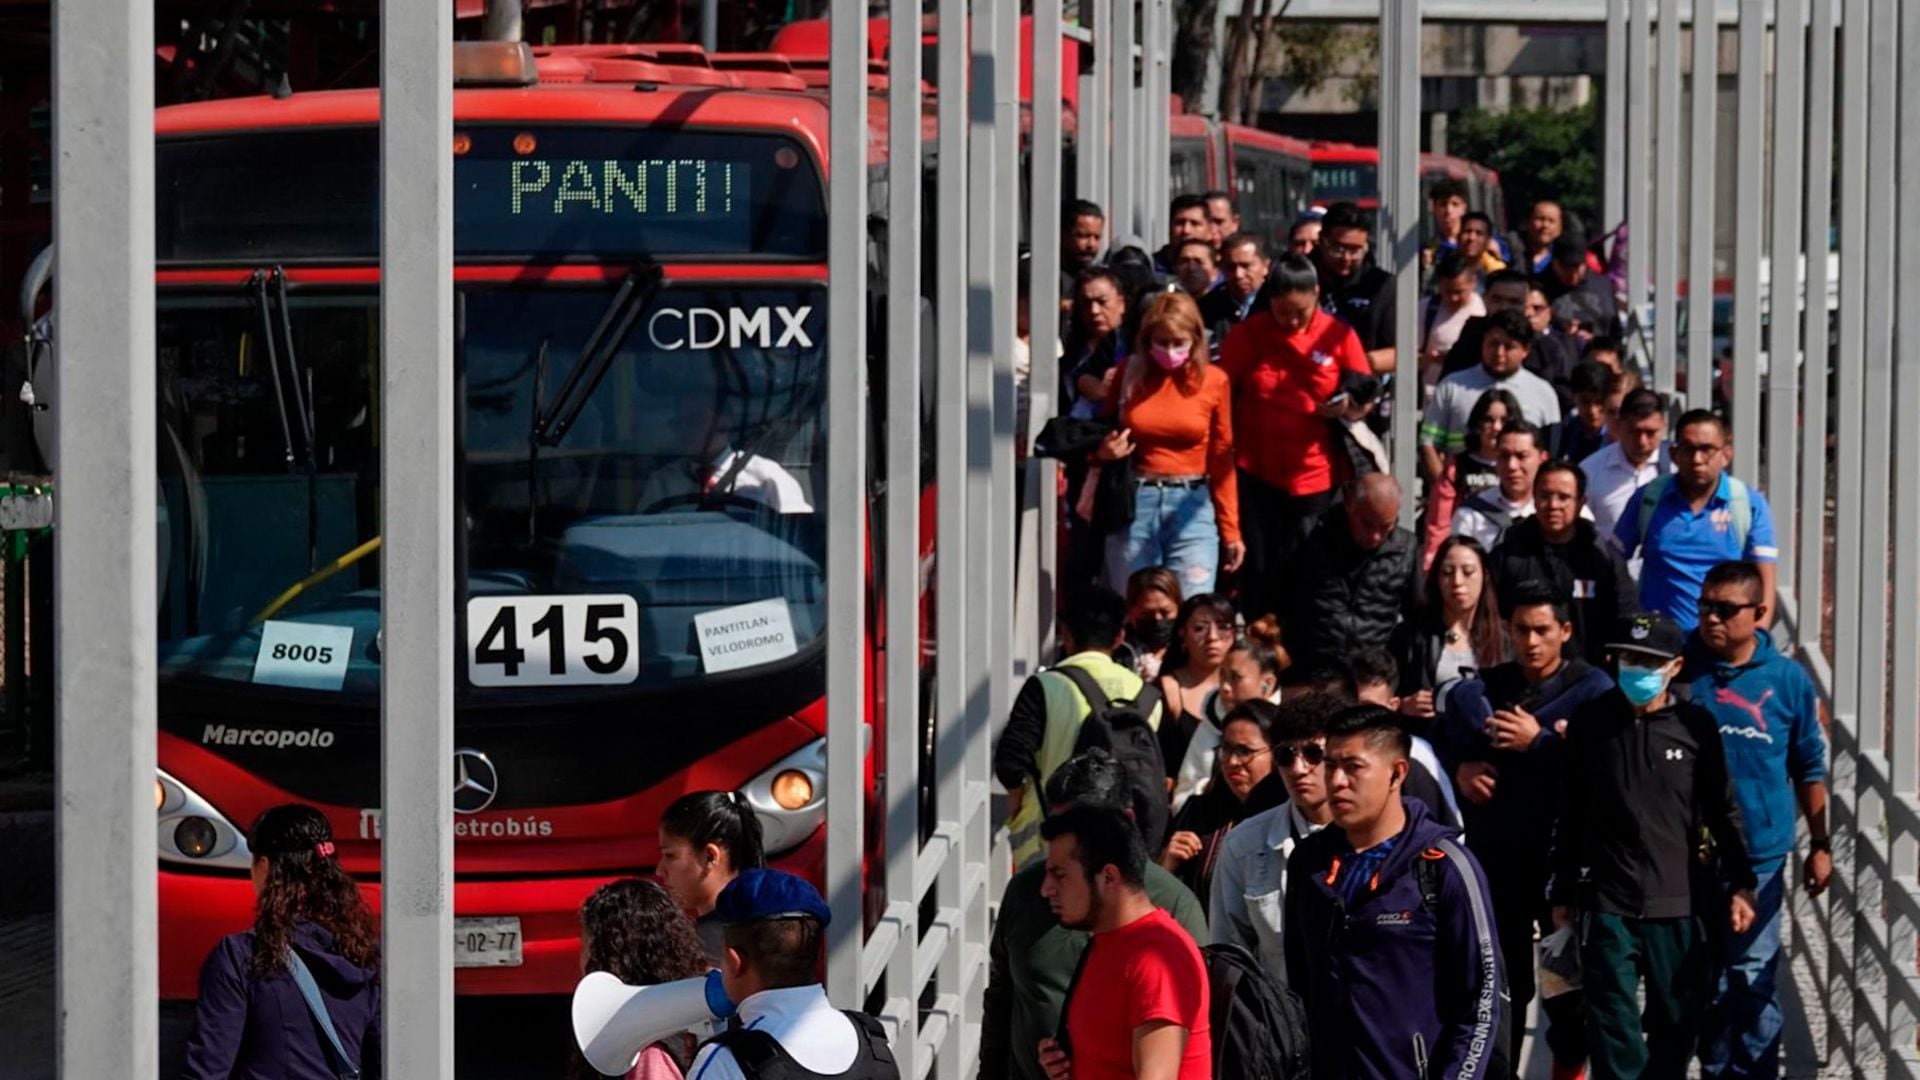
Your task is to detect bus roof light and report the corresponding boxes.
[454,42,539,88]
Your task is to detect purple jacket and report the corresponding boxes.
[182,921,382,1080]
[1283,798,1507,1080]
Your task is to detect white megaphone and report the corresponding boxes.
[573,968,736,1077]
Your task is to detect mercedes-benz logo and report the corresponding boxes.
[453,748,498,814]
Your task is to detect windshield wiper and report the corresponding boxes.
[524,337,549,547]
[247,267,321,567]
[247,269,300,473]
[532,260,664,447]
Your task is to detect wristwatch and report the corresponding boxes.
[1808,836,1833,854]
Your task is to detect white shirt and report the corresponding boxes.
[639,448,813,515]
[1209,800,1327,978]
[1580,439,1672,544]
[688,985,860,1080]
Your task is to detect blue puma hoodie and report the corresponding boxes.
[1682,631,1828,867]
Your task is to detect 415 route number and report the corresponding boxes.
[465,595,640,687]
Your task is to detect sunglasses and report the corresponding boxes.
[1699,599,1760,622]
[1276,743,1326,767]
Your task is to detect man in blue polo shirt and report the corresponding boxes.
[1612,410,1778,631]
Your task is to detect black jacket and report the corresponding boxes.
[1198,286,1255,350]
[1441,659,1615,882]
[1488,517,1641,663]
[1318,264,1397,351]
[1282,508,1420,673]
[1549,690,1758,918]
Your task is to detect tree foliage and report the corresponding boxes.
[1448,99,1601,232]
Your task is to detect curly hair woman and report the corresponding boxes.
[182,803,381,1080]
[577,879,713,1080]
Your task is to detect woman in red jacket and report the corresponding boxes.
[1217,253,1373,622]
[1090,290,1243,596]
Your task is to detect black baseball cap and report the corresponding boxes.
[1607,613,1685,662]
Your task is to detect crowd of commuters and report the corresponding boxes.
[179,184,1823,1080]
[991,184,1827,1080]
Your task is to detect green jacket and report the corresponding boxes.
[978,862,1208,1080]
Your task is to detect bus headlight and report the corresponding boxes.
[739,739,828,856]
[738,727,871,855]
[156,770,252,870]
[769,770,814,811]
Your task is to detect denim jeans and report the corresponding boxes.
[1105,480,1219,596]
[1699,860,1786,1078]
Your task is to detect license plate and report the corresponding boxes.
[454,916,523,968]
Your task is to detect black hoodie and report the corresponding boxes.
[1489,515,1640,663]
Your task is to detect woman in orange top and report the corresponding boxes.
[1091,290,1242,596]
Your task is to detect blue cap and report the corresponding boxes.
[713,869,832,929]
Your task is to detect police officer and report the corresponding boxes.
[690,870,899,1080]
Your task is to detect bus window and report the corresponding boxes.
[1171,137,1210,201]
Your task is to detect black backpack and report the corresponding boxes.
[705,1009,898,1080]
[1052,664,1170,852]
[1201,942,1312,1080]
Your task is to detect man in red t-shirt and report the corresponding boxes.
[1218,251,1374,623]
[1035,805,1212,1080]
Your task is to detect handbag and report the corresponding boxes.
[285,947,363,1080]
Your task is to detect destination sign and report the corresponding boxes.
[157,126,825,262]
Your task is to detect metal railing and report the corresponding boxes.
[43,0,1920,1076]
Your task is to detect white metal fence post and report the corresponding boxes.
[1828,0,1872,1068]
[1729,0,1764,481]
[878,0,924,1062]
[1031,0,1065,662]
[1381,0,1420,523]
[1765,0,1805,591]
[1888,0,1920,1064]
[1651,0,1680,393]
[1603,0,1627,239]
[1685,0,1718,412]
[1625,0,1650,360]
[1850,0,1899,1064]
[1085,0,1112,220]
[823,0,870,1008]
[52,0,158,1073]
[1110,0,1137,242]
[378,0,455,1074]
[930,0,970,1073]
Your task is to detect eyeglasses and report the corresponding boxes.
[1699,599,1760,622]
[1219,743,1272,764]
[1275,742,1326,767]
[1673,442,1723,458]
[1188,622,1237,639]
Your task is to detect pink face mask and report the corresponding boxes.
[1149,343,1192,371]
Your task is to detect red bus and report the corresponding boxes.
[1168,112,1314,244]
[138,43,902,999]
[1309,140,1506,234]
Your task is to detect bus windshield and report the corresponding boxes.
[155,284,828,699]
